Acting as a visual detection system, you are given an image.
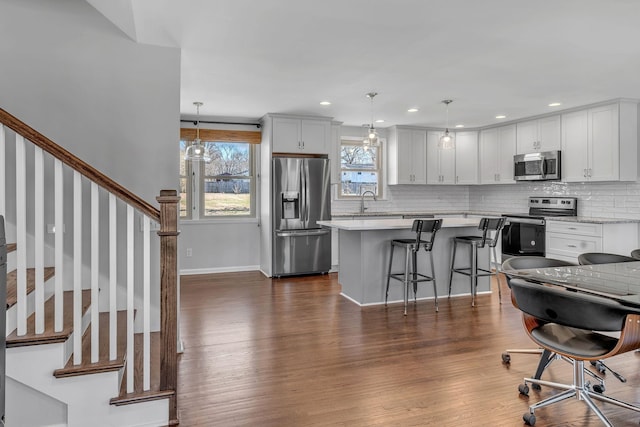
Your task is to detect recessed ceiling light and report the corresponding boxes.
[455,124,464,128]
[319,101,331,106]
[548,102,562,107]
[375,119,385,123]
[407,108,419,113]
[496,115,507,119]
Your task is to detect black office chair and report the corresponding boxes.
[448,217,506,306]
[578,252,637,265]
[501,257,574,377]
[509,278,640,426]
[386,219,442,315]
[630,249,640,260]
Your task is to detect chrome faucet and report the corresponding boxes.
[360,190,377,214]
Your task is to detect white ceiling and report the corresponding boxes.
[89,0,640,129]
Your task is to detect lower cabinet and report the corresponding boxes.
[545,220,639,264]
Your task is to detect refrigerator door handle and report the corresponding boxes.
[275,229,330,238]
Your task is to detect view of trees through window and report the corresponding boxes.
[340,142,380,197]
[180,140,254,218]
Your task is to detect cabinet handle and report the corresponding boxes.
[588,168,592,177]
[568,227,577,230]
[302,141,305,149]
[497,173,500,181]
[583,168,587,178]
[567,244,577,248]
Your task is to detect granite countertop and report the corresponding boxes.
[317,217,482,231]
[331,211,640,224]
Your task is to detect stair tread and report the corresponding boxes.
[110,331,174,406]
[6,289,91,347]
[7,243,16,253]
[54,311,128,378]
[6,266,56,309]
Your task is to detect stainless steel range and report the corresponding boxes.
[502,197,577,260]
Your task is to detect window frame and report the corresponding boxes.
[180,139,257,221]
[337,136,384,199]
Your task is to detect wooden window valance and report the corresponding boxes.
[180,128,261,144]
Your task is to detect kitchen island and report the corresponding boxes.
[317,217,494,306]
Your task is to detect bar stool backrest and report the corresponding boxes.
[412,219,442,251]
[477,217,506,249]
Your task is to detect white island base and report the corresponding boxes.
[318,218,493,307]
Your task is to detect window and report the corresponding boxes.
[339,138,382,198]
[180,137,257,219]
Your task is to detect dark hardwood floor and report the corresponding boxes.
[177,272,640,426]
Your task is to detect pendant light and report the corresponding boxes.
[363,92,380,149]
[184,101,211,162]
[438,99,456,150]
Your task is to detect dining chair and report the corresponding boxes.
[509,278,640,426]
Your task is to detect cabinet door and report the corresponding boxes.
[440,146,456,184]
[272,117,301,152]
[426,132,441,184]
[537,115,561,152]
[589,104,619,181]
[561,110,589,182]
[301,119,330,154]
[395,129,416,184]
[479,128,499,184]
[409,130,427,184]
[516,120,538,154]
[455,131,478,184]
[497,124,516,183]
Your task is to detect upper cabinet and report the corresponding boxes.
[479,124,516,184]
[269,115,331,154]
[454,131,479,185]
[516,115,560,154]
[562,101,638,182]
[426,131,456,184]
[388,127,427,185]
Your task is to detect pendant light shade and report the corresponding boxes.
[438,99,456,150]
[184,101,212,162]
[363,92,380,149]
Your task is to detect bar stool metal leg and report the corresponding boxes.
[471,243,478,307]
[385,241,395,306]
[491,246,503,303]
[429,251,438,312]
[412,249,418,303]
[403,245,411,315]
[448,240,457,297]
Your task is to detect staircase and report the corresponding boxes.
[1,109,179,427]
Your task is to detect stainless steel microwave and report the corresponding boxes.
[514,150,561,181]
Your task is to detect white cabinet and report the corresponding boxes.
[454,131,478,184]
[271,116,330,154]
[562,102,638,182]
[516,115,560,154]
[479,124,516,184]
[545,220,638,264]
[427,131,456,184]
[387,127,427,185]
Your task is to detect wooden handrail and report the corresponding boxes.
[0,108,160,221]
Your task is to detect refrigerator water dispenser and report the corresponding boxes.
[281,192,299,219]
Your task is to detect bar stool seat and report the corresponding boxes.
[448,217,506,307]
[385,219,442,315]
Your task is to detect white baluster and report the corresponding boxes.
[127,205,134,393]
[73,171,82,365]
[0,125,5,216]
[54,159,64,332]
[143,215,151,391]
[109,193,117,361]
[34,146,45,334]
[16,135,27,336]
[91,182,99,363]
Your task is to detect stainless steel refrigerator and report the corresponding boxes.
[272,156,331,277]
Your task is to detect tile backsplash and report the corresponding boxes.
[332,181,640,219]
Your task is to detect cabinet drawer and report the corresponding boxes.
[546,221,602,237]
[546,233,602,258]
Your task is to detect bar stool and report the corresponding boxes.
[447,217,505,307]
[385,219,442,315]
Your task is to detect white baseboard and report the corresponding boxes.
[340,291,493,307]
[179,265,260,275]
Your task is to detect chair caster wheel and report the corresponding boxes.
[593,384,605,393]
[523,413,536,425]
[502,352,511,363]
[594,361,606,374]
[531,383,541,391]
[518,384,529,396]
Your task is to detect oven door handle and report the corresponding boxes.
[503,217,546,226]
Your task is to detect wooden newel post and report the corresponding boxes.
[157,189,180,424]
